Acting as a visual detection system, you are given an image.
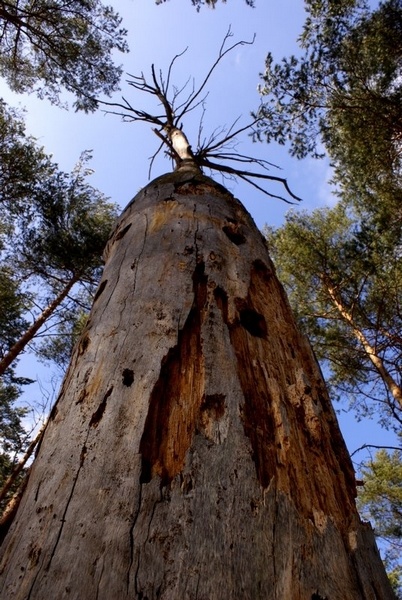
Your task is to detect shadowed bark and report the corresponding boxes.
[0,166,394,599]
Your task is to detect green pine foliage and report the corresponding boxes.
[256,0,402,186]
[0,102,118,373]
[0,373,31,512]
[0,266,30,361]
[0,0,128,110]
[265,202,402,430]
[0,100,118,508]
[357,449,402,597]
[17,149,117,282]
[0,101,53,219]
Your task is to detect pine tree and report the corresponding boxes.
[0,0,128,110]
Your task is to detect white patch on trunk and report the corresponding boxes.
[170,128,194,161]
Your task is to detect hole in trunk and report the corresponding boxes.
[93,280,107,303]
[239,308,267,339]
[122,368,134,387]
[115,223,132,241]
[222,223,246,245]
[89,387,113,428]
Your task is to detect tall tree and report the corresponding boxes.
[0,0,128,110]
[0,45,394,599]
[255,0,402,183]
[265,203,402,431]
[0,101,118,509]
[0,158,395,600]
[0,149,119,377]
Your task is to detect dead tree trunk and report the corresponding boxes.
[0,166,394,599]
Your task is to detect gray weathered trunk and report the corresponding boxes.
[0,168,394,599]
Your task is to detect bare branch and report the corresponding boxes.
[200,118,260,155]
[97,29,302,203]
[150,64,175,126]
[350,443,401,457]
[207,152,280,171]
[165,47,188,94]
[197,102,208,150]
[171,76,193,110]
[148,138,166,179]
[200,158,300,204]
[175,26,256,123]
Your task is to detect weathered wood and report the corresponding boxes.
[0,167,394,599]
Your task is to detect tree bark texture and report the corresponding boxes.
[0,168,394,599]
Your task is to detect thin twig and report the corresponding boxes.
[350,443,401,457]
[175,27,255,122]
[200,158,302,203]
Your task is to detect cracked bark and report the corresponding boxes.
[0,167,395,599]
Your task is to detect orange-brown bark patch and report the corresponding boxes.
[222,221,246,245]
[215,260,357,528]
[174,181,228,197]
[197,394,226,437]
[139,262,207,485]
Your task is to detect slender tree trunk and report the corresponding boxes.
[0,275,79,377]
[0,423,45,504]
[325,280,402,409]
[0,467,31,546]
[0,167,394,599]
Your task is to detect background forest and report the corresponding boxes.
[0,0,401,594]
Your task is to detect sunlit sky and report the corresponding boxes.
[1,0,395,465]
[1,0,331,226]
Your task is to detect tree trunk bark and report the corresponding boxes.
[0,167,394,599]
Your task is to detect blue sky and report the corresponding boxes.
[0,0,395,464]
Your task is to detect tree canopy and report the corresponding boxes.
[0,0,128,110]
[0,100,118,508]
[265,202,402,430]
[255,0,402,226]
